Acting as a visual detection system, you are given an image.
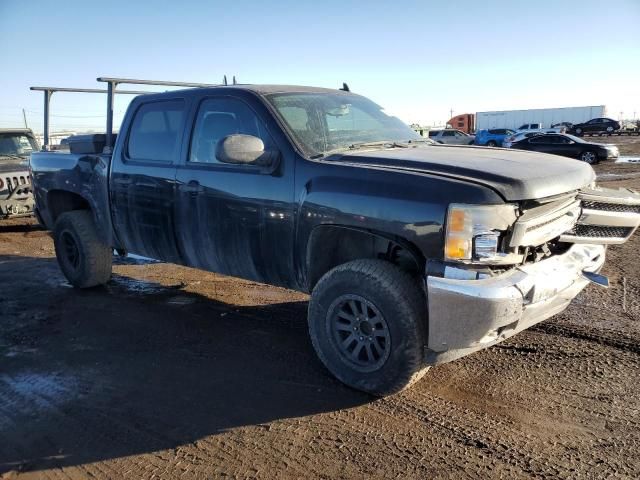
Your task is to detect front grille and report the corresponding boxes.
[582,201,640,214]
[525,211,572,232]
[565,224,633,238]
[4,175,30,193]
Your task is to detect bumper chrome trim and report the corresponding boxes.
[425,243,605,365]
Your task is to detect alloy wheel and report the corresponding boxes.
[580,151,597,164]
[60,231,81,270]
[327,294,391,373]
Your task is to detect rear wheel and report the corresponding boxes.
[53,210,112,288]
[308,259,428,396]
[579,150,598,164]
[486,140,498,147]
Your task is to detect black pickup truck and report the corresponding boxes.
[30,80,640,395]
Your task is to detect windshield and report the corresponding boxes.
[0,133,38,157]
[265,92,422,157]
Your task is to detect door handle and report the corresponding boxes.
[179,181,204,196]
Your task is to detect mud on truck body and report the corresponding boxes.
[0,128,37,218]
[29,77,640,396]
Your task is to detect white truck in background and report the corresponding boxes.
[476,106,606,131]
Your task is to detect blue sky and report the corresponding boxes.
[1,0,639,133]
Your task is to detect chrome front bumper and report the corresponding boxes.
[425,243,605,365]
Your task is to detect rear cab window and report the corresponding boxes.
[127,100,185,162]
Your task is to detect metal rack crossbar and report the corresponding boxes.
[31,75,233,152]
[96,76,233,151]
[30,86,150,150]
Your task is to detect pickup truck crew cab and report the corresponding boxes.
[30,80,640,395]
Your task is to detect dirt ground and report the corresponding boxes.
[1,162,640,479]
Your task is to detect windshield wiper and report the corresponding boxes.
[348,140,409,150]
[313,141,408,158]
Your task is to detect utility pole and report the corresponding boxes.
[449,108,454,119]
[22,109,28,128]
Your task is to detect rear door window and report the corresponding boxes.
[127,100,185,162]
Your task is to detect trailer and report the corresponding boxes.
[475,106,606,131]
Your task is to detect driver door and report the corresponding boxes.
[174,95,295,287]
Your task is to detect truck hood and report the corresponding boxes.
[0,157,30,174]
[337,145,595,201]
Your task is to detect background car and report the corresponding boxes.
[502,131,544,148]
[428,129,475,145]
[515,124,565,135]
[474,128,515,147]
[516,123,542,131]
[570,117,621,136]
[510,133,619,164]
[551,122,574,129]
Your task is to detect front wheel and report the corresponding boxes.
[575,128,583,136]
[308,259,428,396]
[53,210,112,288]
[486,140,498,147]
[580,150,598,164]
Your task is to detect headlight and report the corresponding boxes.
[445,204,517,262]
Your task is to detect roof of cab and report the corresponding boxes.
[136,84,356,101]
[0,128,35,134]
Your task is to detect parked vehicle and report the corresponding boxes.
[428,129,475,145]
[510,133,619,164]
[0,128,37,219]
[474,128,515,147]
[570,118,621,136]
[517,123,542,131]
[517,123,566,134]
[502,131,544,148]
[551,122,573,129]
[30,78,640,396]
[621,121,638,132]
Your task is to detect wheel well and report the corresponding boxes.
[306,226,424,291]
[47,190,90,222]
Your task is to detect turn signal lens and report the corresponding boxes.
[448,209,469,233]
[445,236,471,260]
[445,206,473,260]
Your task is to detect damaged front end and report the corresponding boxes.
[425,185,640,365]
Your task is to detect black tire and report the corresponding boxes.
[308,259,428,396]
[575,128,583,136]
[53,210,112,288]
[486,140,498,147]
[579,150,598,164]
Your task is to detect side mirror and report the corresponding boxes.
[216,134,275,167]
